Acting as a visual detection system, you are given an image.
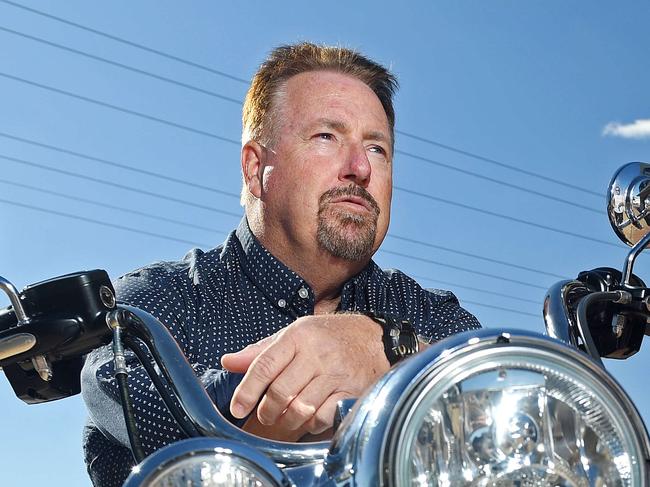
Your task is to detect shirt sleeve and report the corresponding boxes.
[417,287,482,342]
[80,263,243,458]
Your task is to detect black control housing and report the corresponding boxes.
[576,267,647,359]
[0,270,114,403]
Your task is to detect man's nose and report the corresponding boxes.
[340,144,371,186]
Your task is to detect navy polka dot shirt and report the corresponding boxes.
[81,218,480,486]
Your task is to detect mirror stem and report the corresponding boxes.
[622,231,650,286]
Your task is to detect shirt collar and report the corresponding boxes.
[235,218,306,308]
[234,217,381,312]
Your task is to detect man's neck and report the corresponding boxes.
[248,217,368,311]
[272,243,366,308]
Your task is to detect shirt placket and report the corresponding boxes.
[289,283,314,317]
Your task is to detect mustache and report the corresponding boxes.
[319,184,380,216]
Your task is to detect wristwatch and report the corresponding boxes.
[365,311,419,365]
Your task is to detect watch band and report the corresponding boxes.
[366,311,419,365]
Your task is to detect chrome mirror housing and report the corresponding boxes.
[608,161,650,247]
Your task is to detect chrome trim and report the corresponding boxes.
[31,354,52,382]
[325,329,650,486]
[117,305,329,467]
[623,231,650,286]
[608,161,650,247]
[543,279,582,347]
[123,438,291,487]
[0,274,29,324]
[0,333,36,360]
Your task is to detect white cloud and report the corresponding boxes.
[603,119,650,139]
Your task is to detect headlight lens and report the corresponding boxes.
[146,450,278,486]
[124,438,285,487]
[388,339,647,486]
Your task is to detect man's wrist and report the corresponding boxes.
[364,311,419,365]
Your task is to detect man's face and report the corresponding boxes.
[257,70,393,262]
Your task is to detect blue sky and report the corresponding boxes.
[1,1,649,484]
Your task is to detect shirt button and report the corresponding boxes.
[278,299,287,308]
[298,287,309,299]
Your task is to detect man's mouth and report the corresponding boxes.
[329,195,372,213]
[319,184,380,217]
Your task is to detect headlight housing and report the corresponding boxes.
[325,329,650,486]
[123,438,288,487]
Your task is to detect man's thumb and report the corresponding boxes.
[221,337,271,372]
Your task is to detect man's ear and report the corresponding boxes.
[241,140,265,199]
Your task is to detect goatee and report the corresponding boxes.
[316,184,380,261]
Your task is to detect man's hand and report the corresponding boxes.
[220,314,390,435]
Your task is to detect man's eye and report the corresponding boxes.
[369,145,387,155]
[315,133,334,141]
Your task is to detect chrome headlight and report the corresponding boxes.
[123,438,288,487]
[325,329,650,486]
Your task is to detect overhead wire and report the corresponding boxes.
[0,131,240,199]
[0,197,211,248]
[408,274,540,304]
[0,71,241,146]
[0,0,601,199]
[2,176,542,305]
[0,25,243,106]
[0,195,540,319]
[0,25,599,214]
[0,153,243,219]
[0,178,230,234]
[0,3,595,316]
[387,234,565,278]
[394,149,599,214]
[0,0,250,84]
[395,130,602,198]
[378,250,546,289]
[461,300,539,318]
[394,185,619,248]
[0,144,568,280]
[0,73,616,250]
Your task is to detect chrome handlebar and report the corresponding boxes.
[113,305,329,467]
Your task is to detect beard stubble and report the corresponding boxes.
[316,184,381,261]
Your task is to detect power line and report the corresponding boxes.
[394,185,620,249]
[0,153,243,219]
[387,234,565,279]
[395,149,599,214]
[0,196,538,315]
[3,177,542,303]
[0,25,600,216]
[0,131,240,199]
[0,138,576,280]
[462,300,539,318]
[0,72,613,250]
[395,130,602,198]
[0,178,228,234]
[409,274,540,304]
[0,1,601,199]
[0,25,243,106]
[0,0,250,84]
[379,249,547,289]
[0,71,241,146]
[0,198,212,248]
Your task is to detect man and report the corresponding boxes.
[81,42,480,486]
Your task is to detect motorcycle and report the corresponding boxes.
[1,161,650,486]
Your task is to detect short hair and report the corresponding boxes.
[242,42,399,147]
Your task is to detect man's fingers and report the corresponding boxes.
[255,360,314,425]
[278,377,339,431]
[306,393,349,434]
[229,338,296,419]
